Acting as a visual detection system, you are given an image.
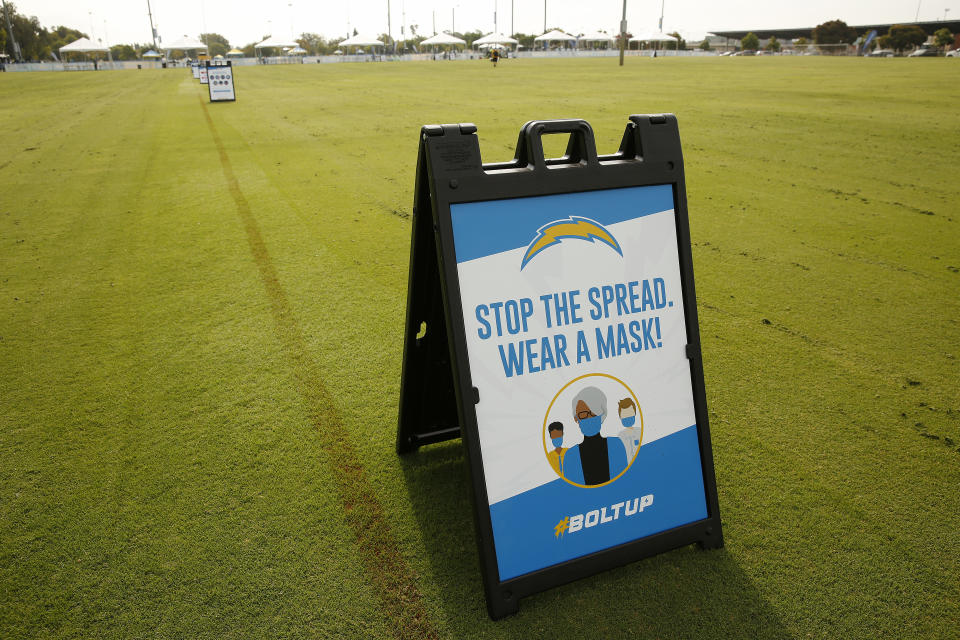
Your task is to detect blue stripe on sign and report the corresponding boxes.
[450,184,674,264]
[488,424,707,581]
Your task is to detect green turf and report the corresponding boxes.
[1,57,958,639]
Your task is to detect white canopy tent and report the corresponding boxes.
[166,35,208,51]
[534,29,578,49]
[473,32,518,47]
[59,37,108,54]
[339,34,386,50]
[578,32,614,49]
[579,32,614,43]
[255,35,299,54]
[629,30,677,55]
[420,33,466,46]
[59,37,108,63]
[629,30,678,43]
[141,49,162,58]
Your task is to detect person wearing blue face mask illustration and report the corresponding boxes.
[546,422,567,476]
[562,387,629,486]
[617,397,641,461]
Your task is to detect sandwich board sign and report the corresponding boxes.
[205,60,236,102]
[198,63,208,84]
[397,116,723,619]
[191,63,200,79]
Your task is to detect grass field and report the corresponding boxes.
[1,56,958,639]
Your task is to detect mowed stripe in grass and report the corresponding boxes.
[1,72,395,638]
[198,95,438,640]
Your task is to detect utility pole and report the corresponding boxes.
[544,0,547,33]
[2,0,21,62]
[619,0,626,66]
[511,0,514,35]
[658,0,665,30]
[146,0,158,50]
[387,0,392,52]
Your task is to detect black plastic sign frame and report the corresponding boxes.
[205,60,236,102]
[397,116,723,620]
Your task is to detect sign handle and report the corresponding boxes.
[520,119,600,169]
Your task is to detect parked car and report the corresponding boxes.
[732,50,756,56]
[867,49,895,57]
[946,49,960,57]
[908,47,939,57]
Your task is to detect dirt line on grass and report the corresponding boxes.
[199,97,439,640]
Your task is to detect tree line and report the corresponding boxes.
[1,3,86,61]
[737,20,954,54]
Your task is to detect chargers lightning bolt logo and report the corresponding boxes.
[520,216,623,270]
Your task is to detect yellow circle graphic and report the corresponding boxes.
[542,372,644,489]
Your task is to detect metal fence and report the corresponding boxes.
[0,44,911,72]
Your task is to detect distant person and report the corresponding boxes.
[491,48,500,67]
[546,421,567,476]
[562,387,628,486]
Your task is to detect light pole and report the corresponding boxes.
[200,0,208,55]
[387,0,392,51]
[543,0,547,33]
[619,0,626,66]
[146,0,158,50]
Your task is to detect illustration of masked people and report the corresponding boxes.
[617,397,641,461]
[546,421,567,477]
[562,387,629,486]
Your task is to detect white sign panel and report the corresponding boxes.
[450,184,708,581]
[206,63,235,102]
